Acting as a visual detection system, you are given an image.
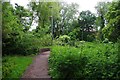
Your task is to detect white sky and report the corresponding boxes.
[65,0,113,13]
[10,0,112,30]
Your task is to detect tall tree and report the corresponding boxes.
[78,10,96,41]
[102,0,120,42]
[95,2,110,40]
[29,1,60,28]
[2,2,23,55]
[29,1,61,38]
[14,3,33,32]
[59,3,79,35]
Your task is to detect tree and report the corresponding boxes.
[29,2,60,28]
[2,2,23,55]
[102,0,120,42]
[95,2,110,40]
[78,10,96,41]
[59,3,79,35]
[29,1,61,39]
[14,3,33,32]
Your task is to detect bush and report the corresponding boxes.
[2,57,15,78]
[49,43,119,79]
[39,34,52,46]
[58,35,70,43]
[3,33,52,56]
[53,35,71,46]
[14,33,40,55]
[49,46,87,79]
[87,34,95,42]
[103,38,109,43]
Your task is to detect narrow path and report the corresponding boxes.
[21,49,51,79]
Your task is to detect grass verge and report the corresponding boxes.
[2,55,33,78]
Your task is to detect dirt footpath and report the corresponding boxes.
[21,50,51,79]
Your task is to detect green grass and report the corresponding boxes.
[2,55,33,78]
[49,42,119,79]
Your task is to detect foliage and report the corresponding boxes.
[53,35,71,46]
[2,56,33,78]
[2,2,23,55]
[58,35,70,43]
[14,3,33,32]
[68,28,79,40]
[29,2,61,29]
[2,2,52,56]
[58,3,79,36]
[14,33,52,55]
[49,42,119,79]
[39,34,52,46]
[78,10,96,41]
[95,2,110,41]
[14,33,39,55]
[103,38,109,43]
[2,1,120,79]
[95,2,110,29]
[102,1,120,42]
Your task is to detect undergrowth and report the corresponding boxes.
[49,42,119,79]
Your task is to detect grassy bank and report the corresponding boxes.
[2,55,33,78]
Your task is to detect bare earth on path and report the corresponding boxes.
[21,50,51,79]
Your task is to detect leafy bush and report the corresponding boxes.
[53,35,71,46]
[39,34,52,46]
[49,42,119,79]
[49,46,86,78]
[70,40,85,48]
[103,38,109,43]
[58,35,70,43]
[3,33,52,56]
[87,34,95,42]
[2,57,15,78]
[53,40,63,46]
[12,33,40,55]
[68,28,79,40]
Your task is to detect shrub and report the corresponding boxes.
[58,35,70,43]
[49,46,88,79]
[3,33,52,56]
[2,57,15,78]
[87,34,95,42]
[103,38,109,43]
[53,35,71,46]
[39,34,52,46]
[49,43,119,79]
